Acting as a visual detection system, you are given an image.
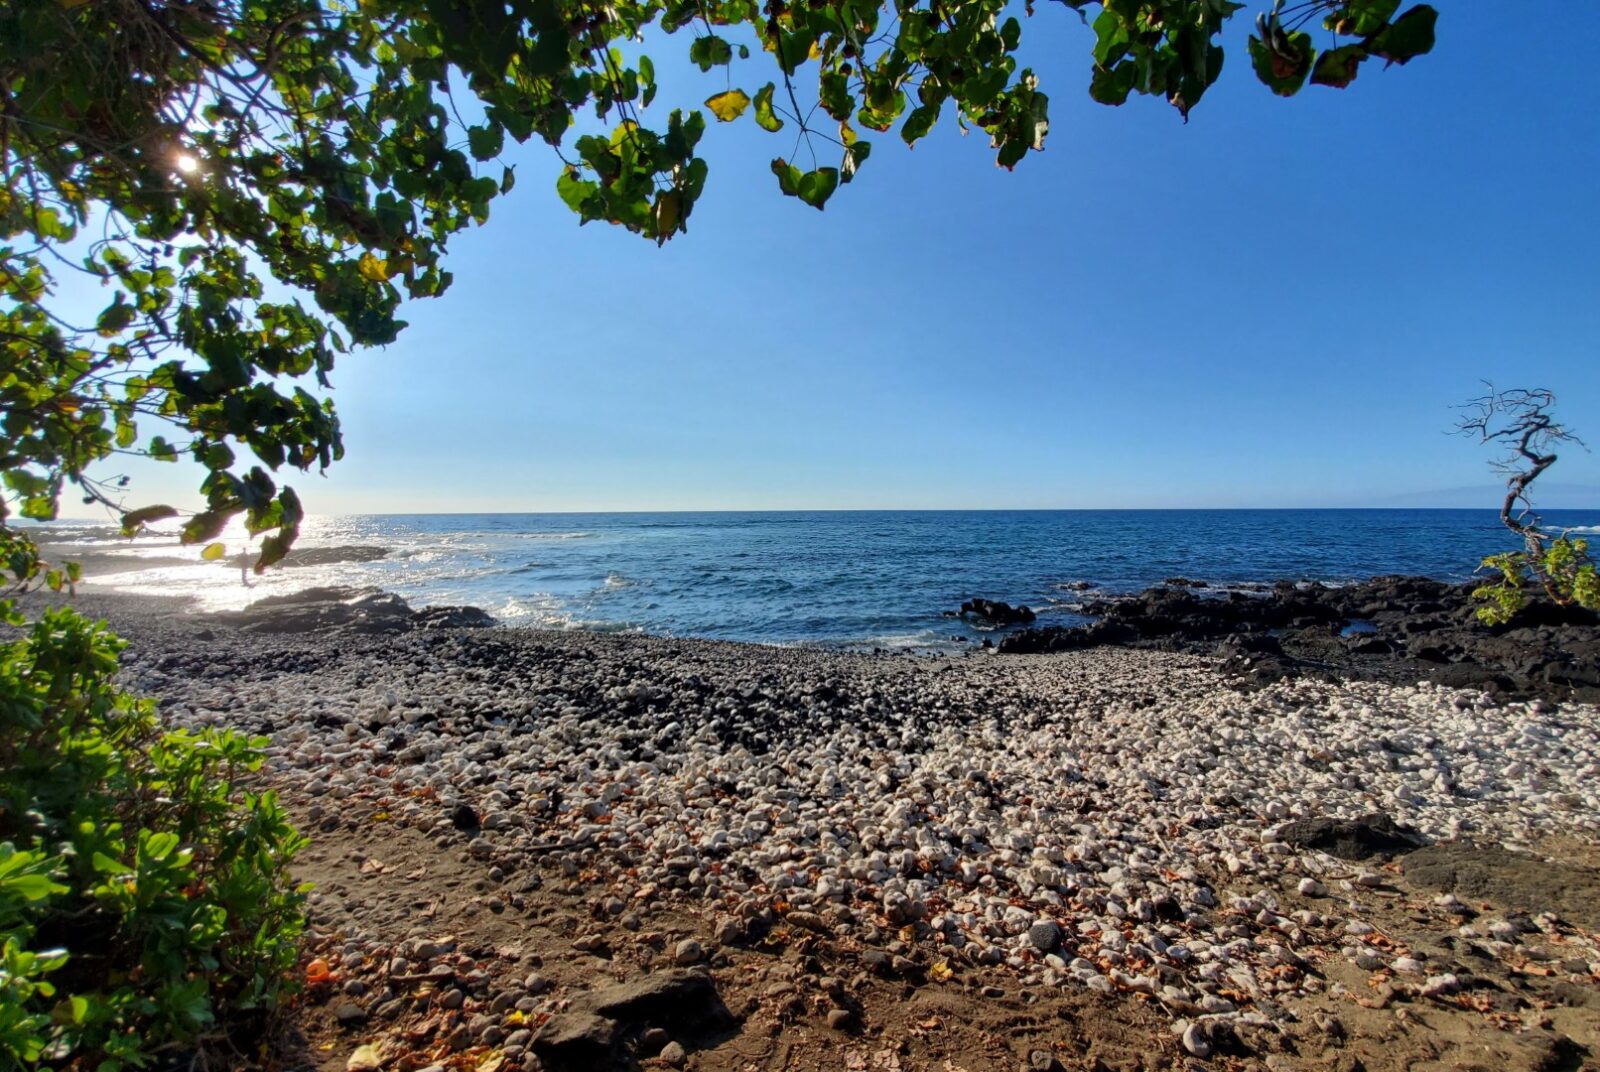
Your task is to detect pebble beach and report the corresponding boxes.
[59,591,1600,1070]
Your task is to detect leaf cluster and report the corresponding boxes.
[1473,536,1600,626]
[0,604,309,1068]
[1070,0,1434,114]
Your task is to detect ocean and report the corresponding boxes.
[38,509,1600,650]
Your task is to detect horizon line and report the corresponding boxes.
[39,504,1600,521]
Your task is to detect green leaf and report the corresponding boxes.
[556,169,599,215]
[1000,16,1022,52]
[3,873,67,901]
[92,852,132,876]
[901,104,940,145]
[819,73,853,121]
[1089,63,1136,106]
[1091,9,1130,66]
[96,297,135,336]
[140,831,180,862]
[182,511,230,545]
[201,542,226,561]
[841,140,871,184]
[1248,32,1315,96]
[770,157,803,197]
[121,505,178,535]
[705,89,751,122]
[467,124,504,160]
[1368,5,1436,64]
[795,167,839,210]
[689,35,733,71]
[753,83,784,132]
[1311,44,1367,88]
[1325,0,1400,36]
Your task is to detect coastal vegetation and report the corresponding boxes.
[0,607,306,1068]
[1458,387,1600,625]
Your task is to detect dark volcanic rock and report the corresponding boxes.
[1279,813,1428,861]
[958,598,1036,626]
[534,971,731,1068]
[450,802,480,832]
[581,969,725,1024]
[211,586,494,636]
[997,575,1599,702]
[414,605,498,630]
[532,1011,619,1066]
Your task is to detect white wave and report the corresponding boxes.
[860,629,964,652]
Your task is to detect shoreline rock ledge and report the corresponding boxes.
[1001,575,1599,701]
[212,585,494,635]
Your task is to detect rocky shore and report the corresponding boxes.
[1002,576,1600,703]
[44,588,1600,1071]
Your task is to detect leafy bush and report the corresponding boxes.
[1474,535,1600,626]
[0,604,308,1069]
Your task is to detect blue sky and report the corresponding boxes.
[70,5,1600,515]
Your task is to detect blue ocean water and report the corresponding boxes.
[52,509,1600,649]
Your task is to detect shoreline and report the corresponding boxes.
[32,504,1599,651]
[50,558,1600,704]
[27,589,1600,1070]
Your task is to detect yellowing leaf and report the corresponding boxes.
[653,191,682,241]
[201,542,226,561]
[929,959,953,981]
[705,89,751,122]
[754,83,784,132]
[357,252,390,282]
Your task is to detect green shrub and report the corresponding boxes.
[0,604,308,1069]
[1473,535,1600,625]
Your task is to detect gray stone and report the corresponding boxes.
[533,1012,619,1065]
[1027,920,1062,953]
[582,969,722,1024]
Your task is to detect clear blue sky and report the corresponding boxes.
[72,5,1600,515]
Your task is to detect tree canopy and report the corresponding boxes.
[0,0,1437,574]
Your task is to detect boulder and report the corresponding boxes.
[1279,813,1427,861]
[581,969,724,1024]
[212,586,494,636]
[532,1012,618,1066]
[957,598,1036,626]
